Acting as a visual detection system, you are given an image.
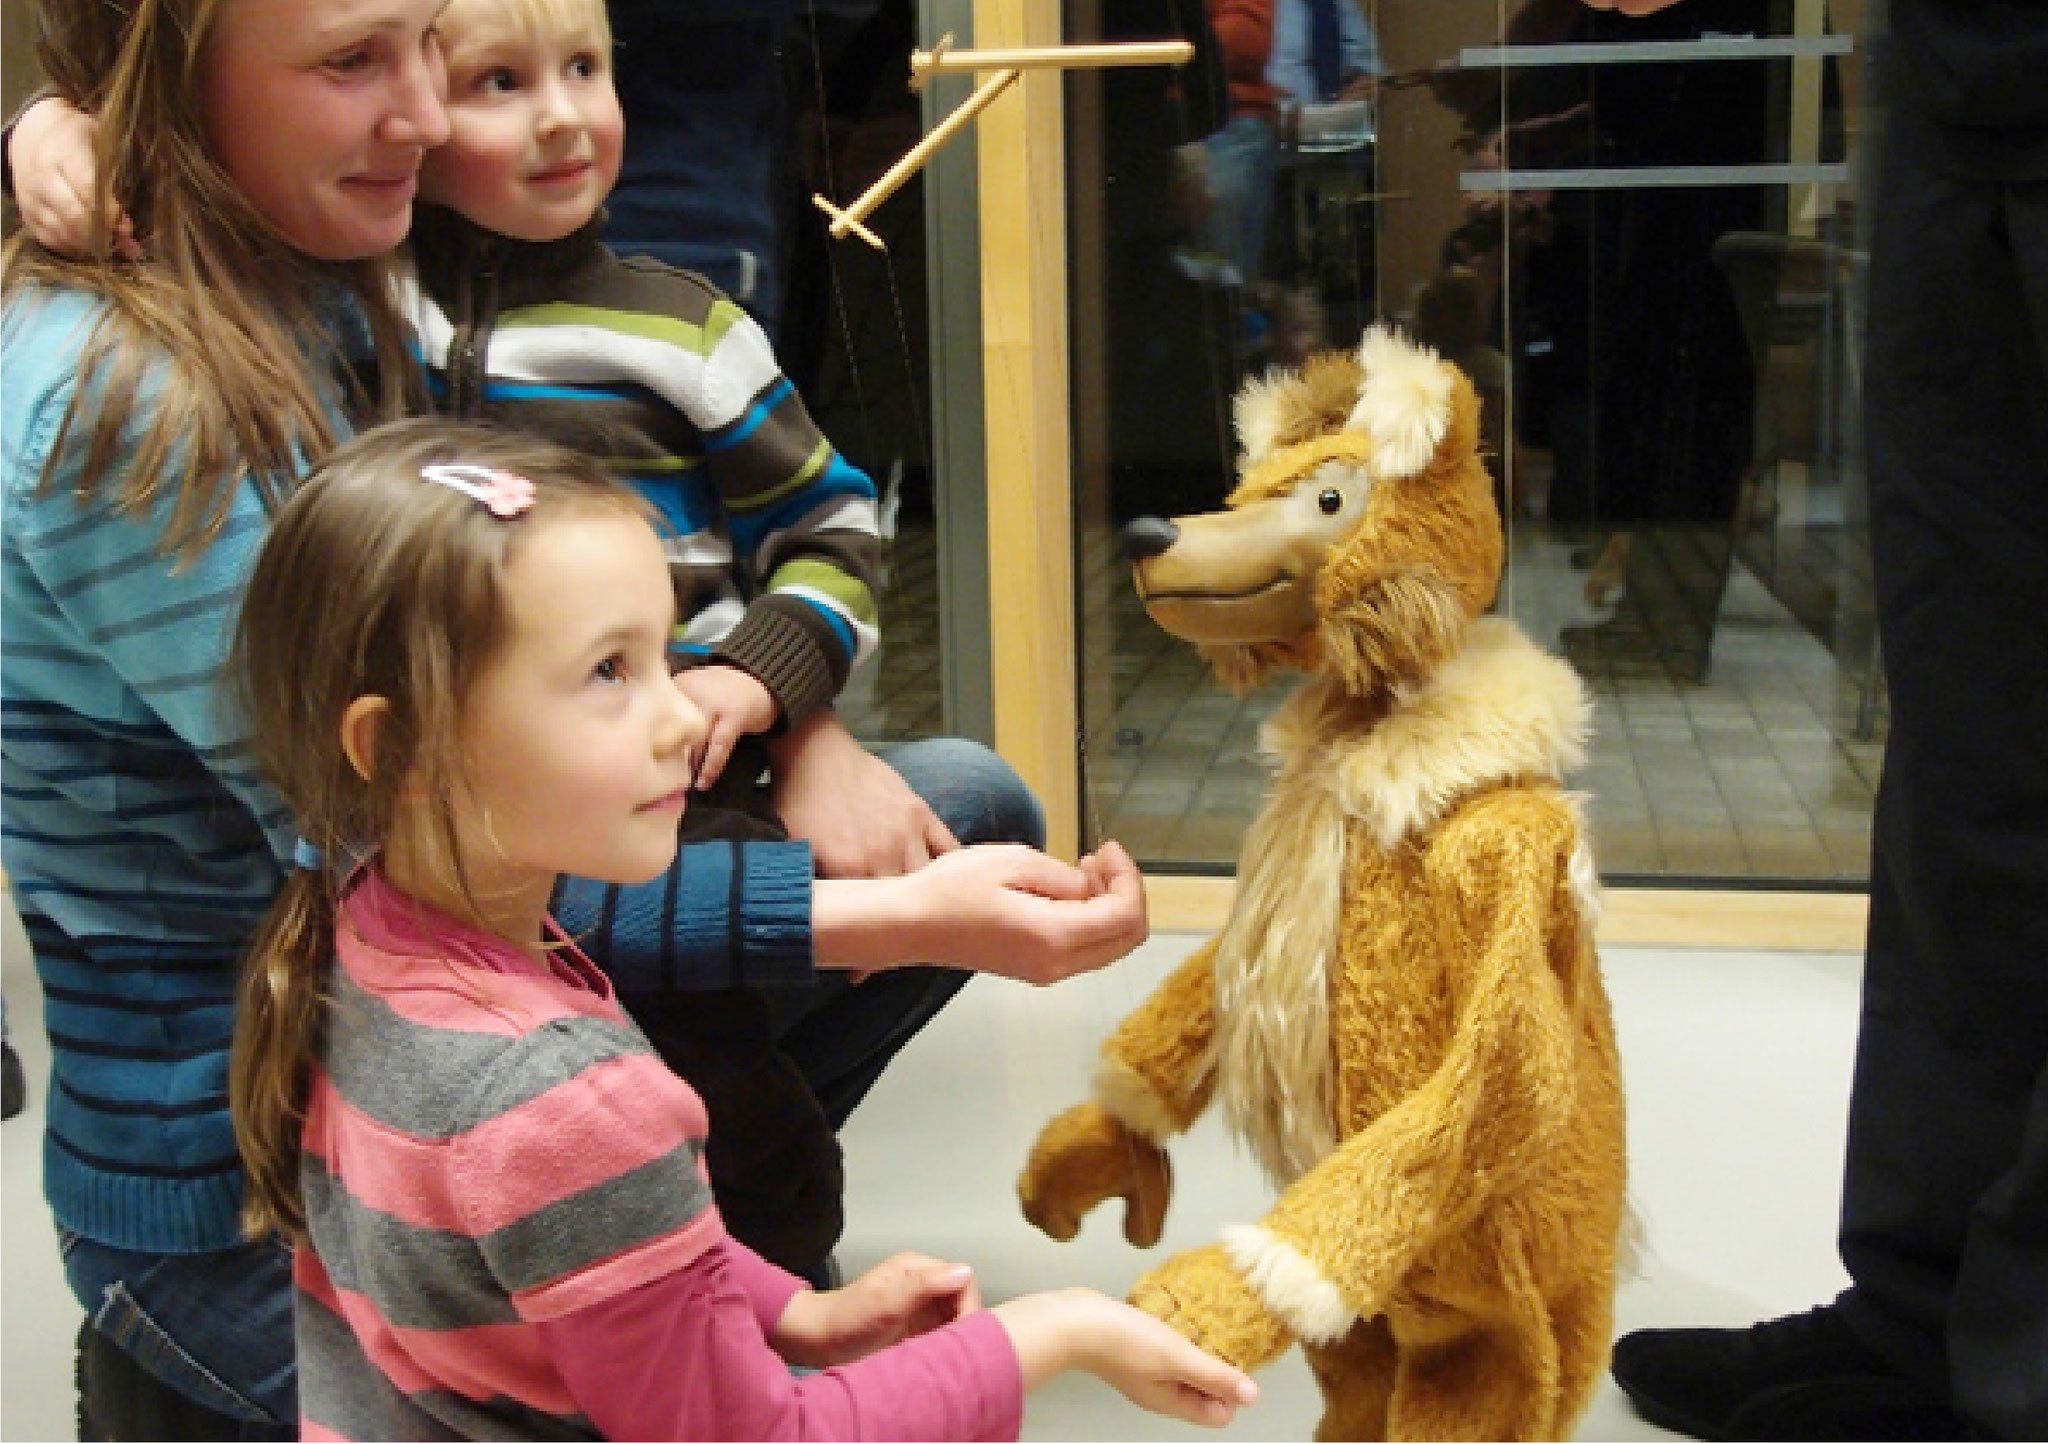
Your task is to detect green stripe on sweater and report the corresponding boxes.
[768,558,878,626]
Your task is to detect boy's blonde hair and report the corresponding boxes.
[437,0,612,54]
[6,0,421,561]
[227,419,647,1242]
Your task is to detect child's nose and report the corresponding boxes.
[659,678,708,760]
[535,79,578,134]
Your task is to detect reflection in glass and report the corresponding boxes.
[1074,0,1882,885]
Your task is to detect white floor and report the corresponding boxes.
[2,904,1861,1442]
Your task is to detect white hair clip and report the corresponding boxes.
[420,463,537,519]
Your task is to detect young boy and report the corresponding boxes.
[401,0,915,1286]
[414,0,877,794]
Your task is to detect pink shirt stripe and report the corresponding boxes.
[301,1051,708,1236]
[304,1254,579,1414]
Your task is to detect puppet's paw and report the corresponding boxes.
[1131,1243,1294,1371]
[1019,1103,1174,1246]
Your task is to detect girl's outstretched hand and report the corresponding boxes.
[773,1252,981,1368]
[993,1287,1259,1428]
[9,96,139,261]
[1092,1303,1261,1427]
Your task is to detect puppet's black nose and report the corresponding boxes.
[1120,516,1179,562]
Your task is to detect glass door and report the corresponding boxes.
[1068,0,1879,885]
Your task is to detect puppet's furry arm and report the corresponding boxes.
[1019,939,1222,1246]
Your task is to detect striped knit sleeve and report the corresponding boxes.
[448,1017,725,1323]
[702,306,881,714]
[699,347,882,722]
[552,836,815,995]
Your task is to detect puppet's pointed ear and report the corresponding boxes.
[1349,324,1454,480]
[1235,351,1373,473]
[1234,367,1294,467]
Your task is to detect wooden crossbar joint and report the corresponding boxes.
[815,34,1195,248]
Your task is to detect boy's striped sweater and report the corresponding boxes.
[408,205,880,727]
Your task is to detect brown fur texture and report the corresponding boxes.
[1018,328,1627,1440]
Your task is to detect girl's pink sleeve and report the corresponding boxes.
[535,1238,1024,1442]
[723,1242,809,1336]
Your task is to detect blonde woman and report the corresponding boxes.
[4,0,444,1433]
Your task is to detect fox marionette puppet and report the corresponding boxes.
[1018,326,1627,1441]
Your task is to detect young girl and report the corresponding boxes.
[228,418,1256,1442]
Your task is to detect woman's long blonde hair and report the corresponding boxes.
[227,420,642,1241]
[3,0,422,560]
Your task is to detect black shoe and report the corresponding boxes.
[2,1040,25,1121]
[1611,1305,1984,1441]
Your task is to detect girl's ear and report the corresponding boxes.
[339,696,391,783]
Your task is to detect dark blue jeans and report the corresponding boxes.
[62,1228,295,1436]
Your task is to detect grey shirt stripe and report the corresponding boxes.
[323,968,651,1138]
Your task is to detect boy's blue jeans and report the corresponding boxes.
[769,735,1046,1124]
[62,1228,296,1435]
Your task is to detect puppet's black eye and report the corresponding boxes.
[1318,488,1343,515]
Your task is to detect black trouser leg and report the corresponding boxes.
[1841,112,2048,1438]
[625,987,845,1276]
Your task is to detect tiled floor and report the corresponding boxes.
[2,894,1864,1442]
[843,495,1886,886]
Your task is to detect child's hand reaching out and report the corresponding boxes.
[993,1287,1259,1427]
[672,663,778,790]
[772,1252,982,1368]
[773,1265,1256,1429]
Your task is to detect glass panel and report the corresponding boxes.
[782,10,954,751]
[1072,0,1881,884]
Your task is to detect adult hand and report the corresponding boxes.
[766,708,956,877]
[773,1252,981,1369]
[813,838,1147,984]
[9,96,140,261]
[923,840,1149,984]
[673,664,777,791]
